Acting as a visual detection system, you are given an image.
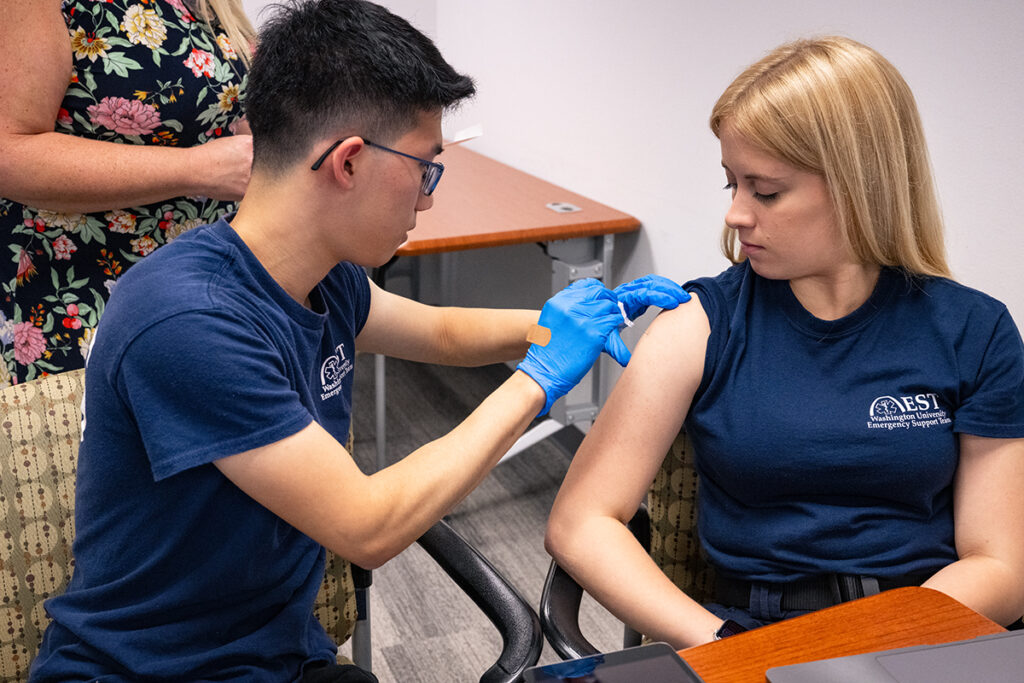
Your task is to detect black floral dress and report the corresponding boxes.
[0,0,247,385]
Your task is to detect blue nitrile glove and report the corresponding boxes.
[518,279,631,416]
[613,274,691,321]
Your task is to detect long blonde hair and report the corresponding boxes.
[192,0,257,67]
[710,36,950,278]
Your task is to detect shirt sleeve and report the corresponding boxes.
[954,308,1024,438]
[684,266,747,402]
[348,263,372,334]
[116,310,313,481]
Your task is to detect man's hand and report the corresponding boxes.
[517,279,630,416]
[614,274,690,321]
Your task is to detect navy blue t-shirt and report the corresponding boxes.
[31,219,371,682]
[684,263,1024,583]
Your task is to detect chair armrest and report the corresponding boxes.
[539,506,651,659]
[417,519,543,683]
[539,560,601,660]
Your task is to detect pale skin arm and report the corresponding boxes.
[215,282,543,569]
[922,434,1024,626]
[545,294,727,649]
[354,279,537,365]
[0,1,251,213]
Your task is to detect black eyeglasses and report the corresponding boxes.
[310,137,445,196]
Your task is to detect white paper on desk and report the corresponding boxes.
[445,123,483,146]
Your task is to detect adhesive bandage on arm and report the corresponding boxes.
[526,324,551,346]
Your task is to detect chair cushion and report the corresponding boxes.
[313,429,359,649]
[647,430,715,604]
[1,369,84,681]
[316,550,358,647]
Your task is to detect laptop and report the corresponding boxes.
[766,629,1024,683]
[522,642,705,682]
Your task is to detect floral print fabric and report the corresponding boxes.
[0,0,247,385]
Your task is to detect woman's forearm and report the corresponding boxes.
[0,2,252,214]
[546,515,723,649]
[0,130,251,213]
[923,555,1024,626]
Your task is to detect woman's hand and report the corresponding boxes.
[188,134,254,201]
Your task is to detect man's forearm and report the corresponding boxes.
[214,371,545,571]
[355,370,545,565]
[434,307,539,366]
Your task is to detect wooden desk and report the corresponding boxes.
[678,587,1005,683]
[372,146,641,468]
[396,145,639,256]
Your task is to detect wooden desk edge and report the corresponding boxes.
[678,587,1005,683]
[397,217,641,257]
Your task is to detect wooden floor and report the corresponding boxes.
[341,354,624,682]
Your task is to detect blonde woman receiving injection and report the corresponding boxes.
[546,36,1024,647]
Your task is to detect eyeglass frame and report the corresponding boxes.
[310,137,445,196]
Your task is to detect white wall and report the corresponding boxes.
[242,0,435,37]
[243,0,1024,334]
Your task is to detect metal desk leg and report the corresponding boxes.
[545,233,613,430]
[374,353,386,471]
[501,234,615,463]
[370,259,397,472]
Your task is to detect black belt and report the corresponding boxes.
[714,573,927,612]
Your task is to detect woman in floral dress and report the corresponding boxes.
[0,0,254,384]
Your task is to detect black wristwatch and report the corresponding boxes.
[713,618,747,640]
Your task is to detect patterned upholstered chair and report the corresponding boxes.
[1,369,84,681]
[539,430,715,659]
[1,370,541,683]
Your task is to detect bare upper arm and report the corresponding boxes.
[0,1,72,136]
[953,434,1024,566]
[551,293,711,524]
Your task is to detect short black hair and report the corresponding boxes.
[245,0,475,172]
